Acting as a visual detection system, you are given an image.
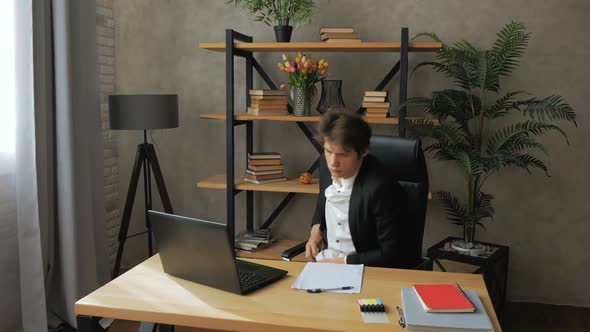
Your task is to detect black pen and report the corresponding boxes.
[396,306,406,328]
[306,286,354,293]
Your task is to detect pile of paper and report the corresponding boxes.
[291,262,364,294]
[235,228,274,252]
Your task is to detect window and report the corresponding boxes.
[0,0,15,174]
[0,0,16,154]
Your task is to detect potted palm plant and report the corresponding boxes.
[407,22,577,253]
[229,0,315,42]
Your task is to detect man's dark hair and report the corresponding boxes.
[318,108,372,157]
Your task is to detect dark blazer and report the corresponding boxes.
[312,154,407,268]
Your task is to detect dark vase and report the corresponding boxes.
[292,86,313,116]
[274,25,293,42]
[316,79,345,114]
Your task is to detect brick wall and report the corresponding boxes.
[96,0,119,269]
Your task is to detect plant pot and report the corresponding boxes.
[274,25,293,42]
[450,239,487,256]
[316,79,345,114]
[427,236,508,312]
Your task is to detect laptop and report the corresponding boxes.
[149,210,288,295]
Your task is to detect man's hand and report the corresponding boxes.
[317,257,345,264]
[305,224,324,261]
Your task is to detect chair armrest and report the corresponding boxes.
[413,257,433,271]
[281,241,307,261]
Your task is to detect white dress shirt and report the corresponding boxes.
[315,172,358,263]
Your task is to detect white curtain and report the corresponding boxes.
[0,0,108,330]
[0,5,20,332]
[47,0,110,327]
[0,1,50,331]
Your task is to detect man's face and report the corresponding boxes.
[323,137,367,179]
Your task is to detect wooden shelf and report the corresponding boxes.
[199,41,442,53]
[200,113,439,125]
[197,175,319,194]
[198,175,433,199]
[201,112,321,123]
[236,239,307,262]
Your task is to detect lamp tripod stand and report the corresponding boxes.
[112,130,173,279]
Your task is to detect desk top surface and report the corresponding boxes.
[75,255,501,332]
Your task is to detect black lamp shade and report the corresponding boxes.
[109,94,179,130]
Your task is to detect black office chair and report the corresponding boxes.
[369,135,430,270]
[282,135,430,269]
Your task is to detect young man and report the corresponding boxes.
[305,109,407,268]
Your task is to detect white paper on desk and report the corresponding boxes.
[291,262,364,293]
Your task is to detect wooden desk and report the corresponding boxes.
[75,255,501,332]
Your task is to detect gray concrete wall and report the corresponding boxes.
[113,0,590,305]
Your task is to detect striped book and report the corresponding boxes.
[362,102,391,108]
[248,165,284,172]
[364,91,387,97]
[244,177,287,185]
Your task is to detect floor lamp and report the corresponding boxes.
[109,94,178,279]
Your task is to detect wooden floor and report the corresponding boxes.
[501,302,590,332]
[100,302,590,332]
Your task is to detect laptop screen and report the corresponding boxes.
[149,210,243,294]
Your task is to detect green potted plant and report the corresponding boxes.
[407,22,577,253]
[229,0,315,42]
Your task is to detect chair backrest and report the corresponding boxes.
[369,135,429,268]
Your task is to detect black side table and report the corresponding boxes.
[426,236,509,313]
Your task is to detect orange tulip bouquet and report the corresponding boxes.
[277,52,329,116]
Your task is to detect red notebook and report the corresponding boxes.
[413,284,476,313]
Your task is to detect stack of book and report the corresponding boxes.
[400,284,494,332]
[362,91,390,118]
[320,27,361,43]
[248,89,289,116]
[235,228,275,252]
[244,152,287,184]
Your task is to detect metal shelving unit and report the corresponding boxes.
[198,28,441,251]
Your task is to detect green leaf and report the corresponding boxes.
[413,42,481,92]
[500,153,549,175]
[411,61,449,78]
[478,50,501,93]
[486,120,569,157]
[431,89,481,122]
[433,149,459,161]
[435,122,470,146]
[457,152,482,175]
[408,117,474,163]
[491,21,530,78]
[412,32,441,42]
[423,142,443,152]
[521,95,577,126]
[407,118,438,138]
[487,90,529,118]
[436,191,467,224]
[475,191,495,220]
[422,142,460,161]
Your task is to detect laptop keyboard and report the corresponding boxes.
[238,271,265,289]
